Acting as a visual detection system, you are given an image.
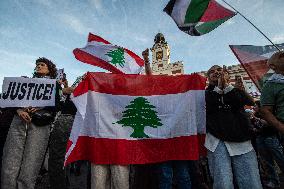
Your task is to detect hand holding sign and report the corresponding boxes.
[17,109,32,123]
[27,107,40,113]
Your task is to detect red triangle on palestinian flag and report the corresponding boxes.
[65,72,207,165]
[230,43,284,90]
[73,33,144,74]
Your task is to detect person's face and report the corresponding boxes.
[274,59,284,73]
[208,66,222,84]
[35,62,50,76]
[269,52,284,73]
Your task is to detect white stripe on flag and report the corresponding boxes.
[171,0,192,25]
[80,42,142,74]
[71,90,205,141]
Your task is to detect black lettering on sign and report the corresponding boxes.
[43,84,51,100]
[18,83,27,100]
[32,84,39,100]
[36,84,44,100]
[49,84,54,100]
[10,82,21,100]
[2,82,13,100]
[27,83,35,100]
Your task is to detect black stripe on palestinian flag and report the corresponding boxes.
[163,0,176,16]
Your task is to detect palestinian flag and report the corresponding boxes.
[164,0,236,36]
[229,43,284,90]
[73,33,144,74]
[65,72,206,165]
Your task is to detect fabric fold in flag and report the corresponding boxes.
[65,72,207,165]
[229,43,284,90]
[73,33,144,74]
[164,0,236,36]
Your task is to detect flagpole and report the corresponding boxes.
[221,0,282,51]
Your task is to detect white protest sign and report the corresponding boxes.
[0,77,56,108]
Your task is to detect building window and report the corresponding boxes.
[172,70,181,74]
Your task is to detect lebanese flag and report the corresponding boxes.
[73,33,144,74]
[164,0,236,36]
[65,72,207,165]
[229,43,284,90]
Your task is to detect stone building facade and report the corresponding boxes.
[150,33,184,76]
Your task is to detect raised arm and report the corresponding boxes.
[142,48,152,75]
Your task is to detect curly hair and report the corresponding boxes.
[33,57,57,79]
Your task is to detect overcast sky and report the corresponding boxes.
[1,0,284,86]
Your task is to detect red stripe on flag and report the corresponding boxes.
[200,0,235,22]
[65,135,206,165]
[88,33,111,44]
[124,48,144,66]
[66,140,73,154]
[73,48,123,74]
[73,72,206,97]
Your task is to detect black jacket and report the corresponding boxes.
[60,95,77,115]
[206,84,255,142]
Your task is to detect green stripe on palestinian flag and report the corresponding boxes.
[229,43,284,90]
[73,33,144,74]
[195,16,232,35]
[65,72,207,165]
[185,0,209,23]
[164,0,236,36]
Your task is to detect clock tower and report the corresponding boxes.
[150,33,184,75]
[151,33,170,72]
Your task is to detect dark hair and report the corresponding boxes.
[33,57,57,79]
[206,65,222,77]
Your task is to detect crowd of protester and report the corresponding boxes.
[0,50,284,189]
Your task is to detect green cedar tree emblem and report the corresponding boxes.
[115,97,163,138]
[105,48,125,68]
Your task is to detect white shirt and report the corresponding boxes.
[205,132,253,156]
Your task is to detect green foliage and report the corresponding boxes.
[115,97,163,138]
[105,48,125,67]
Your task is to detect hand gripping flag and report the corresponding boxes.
[73,33,144,74]
[230,43,284,90]
[164,0,236,36]
[65,72,207,165]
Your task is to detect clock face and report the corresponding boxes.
[156,51,163,60]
